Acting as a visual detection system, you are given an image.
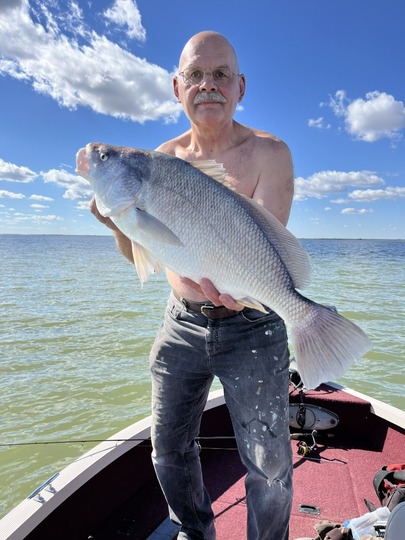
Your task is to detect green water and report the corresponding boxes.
[1,235,404,518]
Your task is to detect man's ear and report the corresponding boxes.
[173,76,181,103]
[238,74,246,102]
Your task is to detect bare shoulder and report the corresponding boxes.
[248,127,294,226]
[251,128,291,160]
[234,123,292,175]
[155,131,191,157]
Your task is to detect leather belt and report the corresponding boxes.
[173,291,241,320]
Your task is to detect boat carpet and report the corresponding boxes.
[203,386,405,539]
[203,429,404,540]
[75,385,404,540]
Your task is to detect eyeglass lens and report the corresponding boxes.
[181,68,238,86]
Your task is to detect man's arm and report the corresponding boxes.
[251,139,294,226]
[89,196,134,263]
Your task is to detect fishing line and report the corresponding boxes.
[0,436,237,448]
[214,496,246,518]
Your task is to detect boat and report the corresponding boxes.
[1,378,404,540]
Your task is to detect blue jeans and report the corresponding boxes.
[150,292,293,540]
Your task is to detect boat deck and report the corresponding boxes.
[22,385,405,540]
[199,385,404,539]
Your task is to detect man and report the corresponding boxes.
[92,31,294,540]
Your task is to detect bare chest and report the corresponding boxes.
[177,145,259,198]
[222,153,258,197]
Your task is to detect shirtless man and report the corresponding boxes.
[92,31,294,540]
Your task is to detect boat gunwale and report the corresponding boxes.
[328,382,405,430]
[0,418,153,540]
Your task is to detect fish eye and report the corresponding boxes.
[99,151,109,162]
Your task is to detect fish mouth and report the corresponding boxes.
[194,92,227,105]
[76,147,89,177]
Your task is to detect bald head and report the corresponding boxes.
[179,31,240,73]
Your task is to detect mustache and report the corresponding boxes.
[193,92,227,105]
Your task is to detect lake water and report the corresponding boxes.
[1,235,404,518]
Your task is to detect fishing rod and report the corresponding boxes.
[1,436,346,463]
[0,435,237,448]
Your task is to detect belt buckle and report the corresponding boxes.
[200,304,215,318]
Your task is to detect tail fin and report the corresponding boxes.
[290,302,371,390]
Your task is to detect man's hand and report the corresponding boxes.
[89,196,135,262]
[180,277,244,311]
[89,196,119,231]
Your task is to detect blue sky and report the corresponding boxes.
[1,0,404,239]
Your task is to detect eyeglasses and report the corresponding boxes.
[178,67,241,87]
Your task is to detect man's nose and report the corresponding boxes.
[198,72,217,91]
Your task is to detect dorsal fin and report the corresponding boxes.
[189,160,234,189]
[237,194,313,290]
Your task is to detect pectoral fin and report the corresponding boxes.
[237,297,268,313]
[132,241,164,284]
[135,208,183,246]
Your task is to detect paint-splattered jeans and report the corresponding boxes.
[150,292,293,540]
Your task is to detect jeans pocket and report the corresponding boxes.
[168,302,185,320]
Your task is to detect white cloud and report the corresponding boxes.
[13,213,63,223]
[294,170,384,201]
[349,186,405,202]
[341,208,373,215]
[326,89,347,117]
[308,116,331,130]
[0,189,26,199]
[30,194,54,202]
[1,0,24,11]
[0,158,37,182]
[41,168,92,201]
[0,0,181,123]
[103,0,146,41]
[31,203,49,209]
[330,198,347,204]
[327,90,405,142]
[346,91,405,142]
[77,199,91,210]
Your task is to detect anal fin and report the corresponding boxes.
[132,241,164,284]
[237,297,268,313]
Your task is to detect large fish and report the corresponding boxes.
[76,143,371,389]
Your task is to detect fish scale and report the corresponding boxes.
[76,143,371,390]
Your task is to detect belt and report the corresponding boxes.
[173,291,241,320]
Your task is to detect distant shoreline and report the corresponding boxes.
[1,234,404,241]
